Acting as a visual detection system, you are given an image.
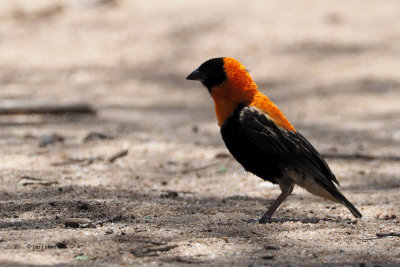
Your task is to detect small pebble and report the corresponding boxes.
[56,242,67,249]
[105,229,113,235]
[38,133,64,147]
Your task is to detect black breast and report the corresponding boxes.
[220,105,281,184]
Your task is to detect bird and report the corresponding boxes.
[186,57,362,223]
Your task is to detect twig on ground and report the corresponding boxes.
[51,156,103,166]
[51,149,129,166]
[107,149,129,163]
[359,237,378,241]
[19,176,58,186]
[376,232,400,238]
[180,161,221,174]
[0,103,96,115]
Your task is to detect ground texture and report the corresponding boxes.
[0,0,400,266]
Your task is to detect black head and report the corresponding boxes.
[186,57,227,91]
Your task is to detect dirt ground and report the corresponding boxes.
[0,0,400,266]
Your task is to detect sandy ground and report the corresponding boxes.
[0,0,400,266]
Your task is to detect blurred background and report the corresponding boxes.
[1,0,399,152]
[0,0,400,265]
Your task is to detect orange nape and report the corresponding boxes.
[250,92,295,132]
[210,57,295,131]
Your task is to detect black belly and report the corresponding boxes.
[220,107,281,184]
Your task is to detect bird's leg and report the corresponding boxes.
[259,182,294,224]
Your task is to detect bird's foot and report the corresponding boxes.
[259,216,273,224]
[242,217,275,224]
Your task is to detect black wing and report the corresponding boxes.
[237,106,339,188]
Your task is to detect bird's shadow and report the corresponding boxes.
[243,216,358,224]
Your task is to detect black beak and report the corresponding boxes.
[186,68,204,81]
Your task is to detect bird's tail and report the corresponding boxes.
[329,189,362,218]
[302,178,362,219]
